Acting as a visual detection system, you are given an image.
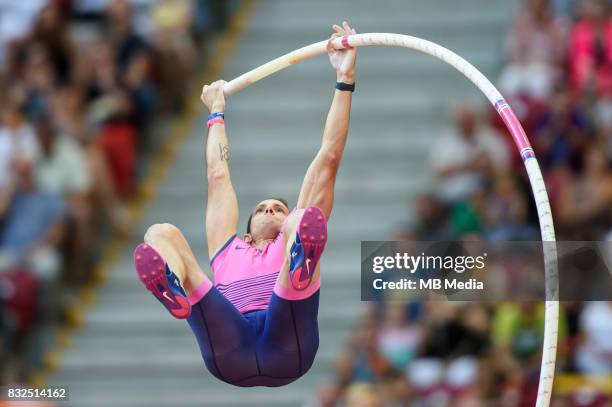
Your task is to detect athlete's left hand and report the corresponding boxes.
[327,21,357,83]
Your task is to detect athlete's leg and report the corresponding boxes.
[257,290,320,380]
[142,223,206,294]
[136,223,260,384]
[256,207,327,379]
[188,288,261,385]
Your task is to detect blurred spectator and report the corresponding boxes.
[377,376,412,407]
[568,0,612,97]
[532,87,592,172]
[33,115,93,282]
[594,95,611,145]
[575,302,612,374]
[22,44,57,120]
[492,303,546,362]
[33,115,91,197]
[105,0,147,71]
[149,0,196,112]
[304,382,343,407]
[0,94,38,190]
[346,317,393,383]
[377,304,422,373]
[421,303,490,360]
[0,159,66,281]
[344,383,383,407]
[499,0,568,100]
[430,103,510,203]
[449,190,485,236]
[556,145,612,239]
[0,1,47,65]
[124,49,158,134]
[95,89,138,198]
[29,3,72,82]
[484,173,537,240]
[408,193,452,240]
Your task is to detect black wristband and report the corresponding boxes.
[335,81,355,92]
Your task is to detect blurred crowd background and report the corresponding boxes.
[313,0,612,406]
[0,0,610,406]
[0,0,236,387]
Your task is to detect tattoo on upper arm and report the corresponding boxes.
[219,144,230,162]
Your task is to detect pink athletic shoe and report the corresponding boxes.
[133,243,191,319]
[288,206,328,290]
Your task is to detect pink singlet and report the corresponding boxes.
[210,232,285,314]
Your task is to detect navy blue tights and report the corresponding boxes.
[186,288,319,387]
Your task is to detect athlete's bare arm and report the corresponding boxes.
[201,80,239,258]
[297,21,357,220]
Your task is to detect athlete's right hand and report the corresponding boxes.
[201,80,227,112]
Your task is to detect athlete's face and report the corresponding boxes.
[249,199,290,241]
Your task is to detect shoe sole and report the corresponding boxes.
[133,243,191,319]
[290,206,328,290]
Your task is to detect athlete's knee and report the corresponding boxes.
[144,223,182,243]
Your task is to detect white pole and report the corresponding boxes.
[224,33,559,406]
